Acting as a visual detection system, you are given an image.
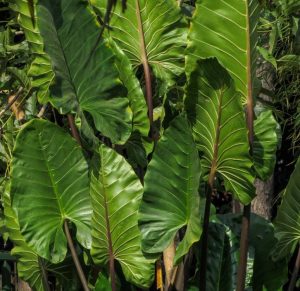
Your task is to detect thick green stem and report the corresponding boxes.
[64,221,89,291]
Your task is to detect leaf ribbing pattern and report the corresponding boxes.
[186,59,255,205]
[92,0,187,90]
[11,119,92,263]
[36,0,132,144]
[187,0,260,102]
[90,145,154,288]
[139,116,202,264]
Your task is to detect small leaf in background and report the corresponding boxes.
[139,115,202,264]
[273,157,300,260]
[253,108,281,181]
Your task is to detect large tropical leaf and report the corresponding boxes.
[273,157,300,260]
[36,0,132,144]
[253,108,280,180]
[186,58,255,205]
[91,0,187,91]
[11,119,92,263]
[139,115,202,264]
[10,0,54,103]
[90,144,154,288]
[187,0,261,102]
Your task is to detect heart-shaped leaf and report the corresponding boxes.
[36,0,132,144]
[11,119,92,263]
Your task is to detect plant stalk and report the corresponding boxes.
[135,0,154,131]
[63,221,89,291]
[67,114,82,147]
[236,1,255,288]
[236,204,251,291]
[288,245,300,291]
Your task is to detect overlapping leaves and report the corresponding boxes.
[10,0,54,103]
[36,0,132,144]
[91,0,187,91]
[187,0,260,102]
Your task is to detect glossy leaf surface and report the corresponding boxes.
[186,58,255,204]
[36,0,132,144]
[187,0,260,102]
[11,119,92,263]
[92,0,187,90]
[90,144,154,288]
[139,115,202,264]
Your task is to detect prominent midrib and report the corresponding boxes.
[99,151,116,290]
[38,131,64,218]
[135,0,153,126]
[245,0,254,149]
[208,89,224,186]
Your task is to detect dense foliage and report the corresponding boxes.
[0,0,299,290]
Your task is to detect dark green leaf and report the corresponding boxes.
[139,115,202,264]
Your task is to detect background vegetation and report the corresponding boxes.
[0,0,299,290]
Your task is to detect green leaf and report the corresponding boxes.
[111,40,150,137]
[91,0,187,91]
[253,109,280,180]
[3,183,49,291]
[273,157,300,260]
[36,0,132,144]
[11,119,92,263]
[206,222,233,291]
[139,115,202,264]
[90,144,154,288]
[95,273,112,291]
[10,0,54,103]
[219,214,288,291]
[187,0,261,102]
[186,58,255,205]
